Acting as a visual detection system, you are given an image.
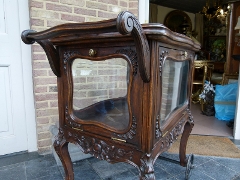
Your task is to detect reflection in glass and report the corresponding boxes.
[160,59,189,126]
[71,58,129,130]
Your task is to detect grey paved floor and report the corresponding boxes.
[0,150,240,180]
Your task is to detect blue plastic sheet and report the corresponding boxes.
[214,83,238,121]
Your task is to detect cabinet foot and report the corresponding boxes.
[139,154,155,180]
[54,128,74,180]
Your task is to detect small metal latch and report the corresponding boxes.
[184,51,188,58]
[72,127,83,131]
[180,51,188,58]
[111,137,126,143]
[182,111,187,116]
[162,131,169,137]
[89,49,97,57]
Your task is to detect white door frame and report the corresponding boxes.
[138,0,149,24]
[18,0,37,152]
[234,67,240,139]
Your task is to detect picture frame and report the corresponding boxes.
[222,73,238,85]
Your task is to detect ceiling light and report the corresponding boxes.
[201,0,228,21]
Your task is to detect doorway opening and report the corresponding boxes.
[147,2,234,138]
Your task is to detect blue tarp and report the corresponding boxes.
[214,83,238,121]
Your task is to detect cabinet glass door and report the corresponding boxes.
[160,59,189,126]
[71,58,130,130]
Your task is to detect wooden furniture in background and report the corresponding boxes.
[226,1,240,75]
[199,1,240,82]
[21,11,200,180]
[192,60,214,111]
[192,60,214,86]
[222,73,239,85]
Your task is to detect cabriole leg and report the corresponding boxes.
[179,109,194,167]
[179,122,190,166]
[179,121,193,167]
[179,120,195,180]
[54,129,74,180]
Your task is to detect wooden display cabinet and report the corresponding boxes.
[22,11,200,180]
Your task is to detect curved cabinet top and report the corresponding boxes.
[142,23,201,51]
[21,12,200,52]
[21,11,200,80]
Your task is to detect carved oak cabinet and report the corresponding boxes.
[22,11,200,180]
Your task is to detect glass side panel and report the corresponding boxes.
[72,58,129,130]
[160,59,189,126]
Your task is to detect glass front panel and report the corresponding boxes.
[160,59,189,126]
[72,58,129,130]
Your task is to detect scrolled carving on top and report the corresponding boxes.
[116,11,150,83]
[20,19,117,42]
[21,30,37,44]
[21,11,151,80]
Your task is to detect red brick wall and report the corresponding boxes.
[29,0,138,154]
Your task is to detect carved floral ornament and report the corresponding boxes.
[63,49,138,76]
[159,50,169,77]
[114,116,137,140]
[140,154,155,179]
[159,118,186,150]
[54,127,134,162]
[65,106,82,129]
[116,49,138,76]
[155,112,189,143]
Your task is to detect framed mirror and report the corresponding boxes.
[164,10,192,35]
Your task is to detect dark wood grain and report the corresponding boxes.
[21,11,200,180]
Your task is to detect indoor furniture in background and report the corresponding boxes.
[164,10,192,36]
[192,60,214,85]
[222,73,239,85]
[21,11,200,180]
[192,60,214,109]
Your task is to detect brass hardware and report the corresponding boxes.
[72,127,83,131]
[89,49,97,57]
[111,137,126,143]
[184,51,188,58]
[180,51,188,58]
[162,131,169,137]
